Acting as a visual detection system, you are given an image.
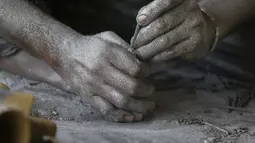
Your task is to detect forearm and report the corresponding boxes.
[0,0,79,68]
[0,50,68,91]
[199,0,255,37]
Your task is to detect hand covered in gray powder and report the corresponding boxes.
[133,0,215,62]
[59,31,155,122]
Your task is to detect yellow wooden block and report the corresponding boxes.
[0,83,57,142]
[0,82,10,90]
[0,106,30,143]
[3,92,34,115]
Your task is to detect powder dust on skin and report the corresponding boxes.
[0,0,218,122]
[134,0,212,61]
[0,0,157,122]
[0,0,255,135]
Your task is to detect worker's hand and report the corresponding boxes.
[133,0,215,62]
[59,31,155,122]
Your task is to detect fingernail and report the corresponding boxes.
[137,14,147,26]
[125,115,134,122]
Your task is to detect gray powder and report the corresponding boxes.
[1,70,255,142]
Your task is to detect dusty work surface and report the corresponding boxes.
[1,69,255,143]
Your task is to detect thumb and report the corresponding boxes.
[137,0,183,26]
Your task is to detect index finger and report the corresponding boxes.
[137,0,183,26]
[110,46,150,77]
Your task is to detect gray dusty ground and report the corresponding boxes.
[1,70,255,143]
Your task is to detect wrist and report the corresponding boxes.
[48,32,83,70]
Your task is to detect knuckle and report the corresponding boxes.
[164,0,181,8]
[185,12,202,28]
[83,73,93,84]
[87,58,106,71]
[158,35,169,46]
[189,31,203,50]
[102,109,114,119]
[107,88,129,108]
[102,31,116,37]
[98,47,111,58]
[192,17,202,27]
[87,77,103,90]
[130,62,142,76]
[155,18,168,31]
[89,64,101,72]
[193,31,203,43]
[116,96,129,109]
[164,0,172,7]
[192,30,202,40]
[128,80,139,95]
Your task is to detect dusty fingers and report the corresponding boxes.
[87,94,147,122]
[134,0,207,62]
[63,34,155,122]
[137,0,183,26]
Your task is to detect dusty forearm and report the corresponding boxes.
[0,50,68,90]
[0,0,79,68]
[199,0,255,37]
